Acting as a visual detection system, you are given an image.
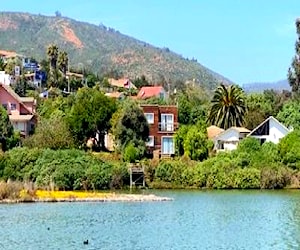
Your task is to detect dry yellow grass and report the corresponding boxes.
[20,190,112,200]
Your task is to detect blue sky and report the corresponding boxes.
[1,0,300,84]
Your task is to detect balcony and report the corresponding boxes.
[158,122,178,132]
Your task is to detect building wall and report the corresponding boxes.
[0,87,21,114]
[250,119,289,144]
[141,105,178,154]
[215,129,240,151]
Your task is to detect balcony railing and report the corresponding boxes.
[158,122,178,132]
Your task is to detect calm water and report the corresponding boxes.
[1,190,300,250]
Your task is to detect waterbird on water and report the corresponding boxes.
[83,240,89,245]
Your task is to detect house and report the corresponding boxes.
[214,127,250,151]
[248,116,291,144]
[0,50,18,63]
[137,86,167,100]
[141,104,178,157]
[108,78,136,89]
[0,83,36,137]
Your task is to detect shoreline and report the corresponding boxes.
[0,193,173,204]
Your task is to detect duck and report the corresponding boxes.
[83,240,89,245]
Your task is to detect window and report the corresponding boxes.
[10,103,17,110]
[161,114,174,131]
[145,113,154,124]
[162,137,174,155]
[146,136,154,147]
[2,103,7,110]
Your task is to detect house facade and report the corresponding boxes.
[248,116,291,144]
[0,83,36,137]
[141,104,178,157]
[214,127,250,152]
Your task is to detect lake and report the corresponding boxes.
[1,190,300,250]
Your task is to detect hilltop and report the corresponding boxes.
[243,79,291,93]
[0,12,232,90]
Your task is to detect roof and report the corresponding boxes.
[137,86,165,99]
[105,92,124,98]
[215,126,250,140]
[9,114,34,121]
[231,127,250,133]
[20,97,35,102]
[0,84,33,114]
[66,71,83,78]
[0,50,17,58]
[248,116,290,136]
[108,78,136,89]
[207,125,224,139]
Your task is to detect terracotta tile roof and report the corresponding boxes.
[9,114,34,121]
[0,50,17,58]
[207,125,224,139]
[231,127,250,133]
[137,86,165,99]
[108,78,136,89]
[105,92,124,98]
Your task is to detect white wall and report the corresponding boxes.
[215,129,240,151]
[0,71,11,85]
[250,118,289,144]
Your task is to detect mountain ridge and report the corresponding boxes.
[0,11,232,90]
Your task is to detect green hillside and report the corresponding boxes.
[0,12,232,90]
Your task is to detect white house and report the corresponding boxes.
[248,116,291,144]
[214,127,250,152]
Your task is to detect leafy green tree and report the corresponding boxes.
[68,87,116,148]
[208,84,247,129]
[174,125,189,156]
[288,18,300,95]
[23,112,74,150]
[0,106,17,151]
[111,100,149,158]
[183,125,209,161]
[177,85,209,125]
[0,58,5,71]
[278,129,300,169]
[277,100,300,130]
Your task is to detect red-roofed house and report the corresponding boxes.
[137,86,167,100]
[0,83,36,137]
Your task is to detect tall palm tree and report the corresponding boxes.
[47,44,59,87]
[47,44,58,70]
[57,51,68,77]
[208,84,247,129]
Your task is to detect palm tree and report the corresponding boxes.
[47,44,59,87]
[57,51,68,77]
[47,44,58,70]
[208,84,247,129]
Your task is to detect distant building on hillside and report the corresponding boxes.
[108,78,136,89]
